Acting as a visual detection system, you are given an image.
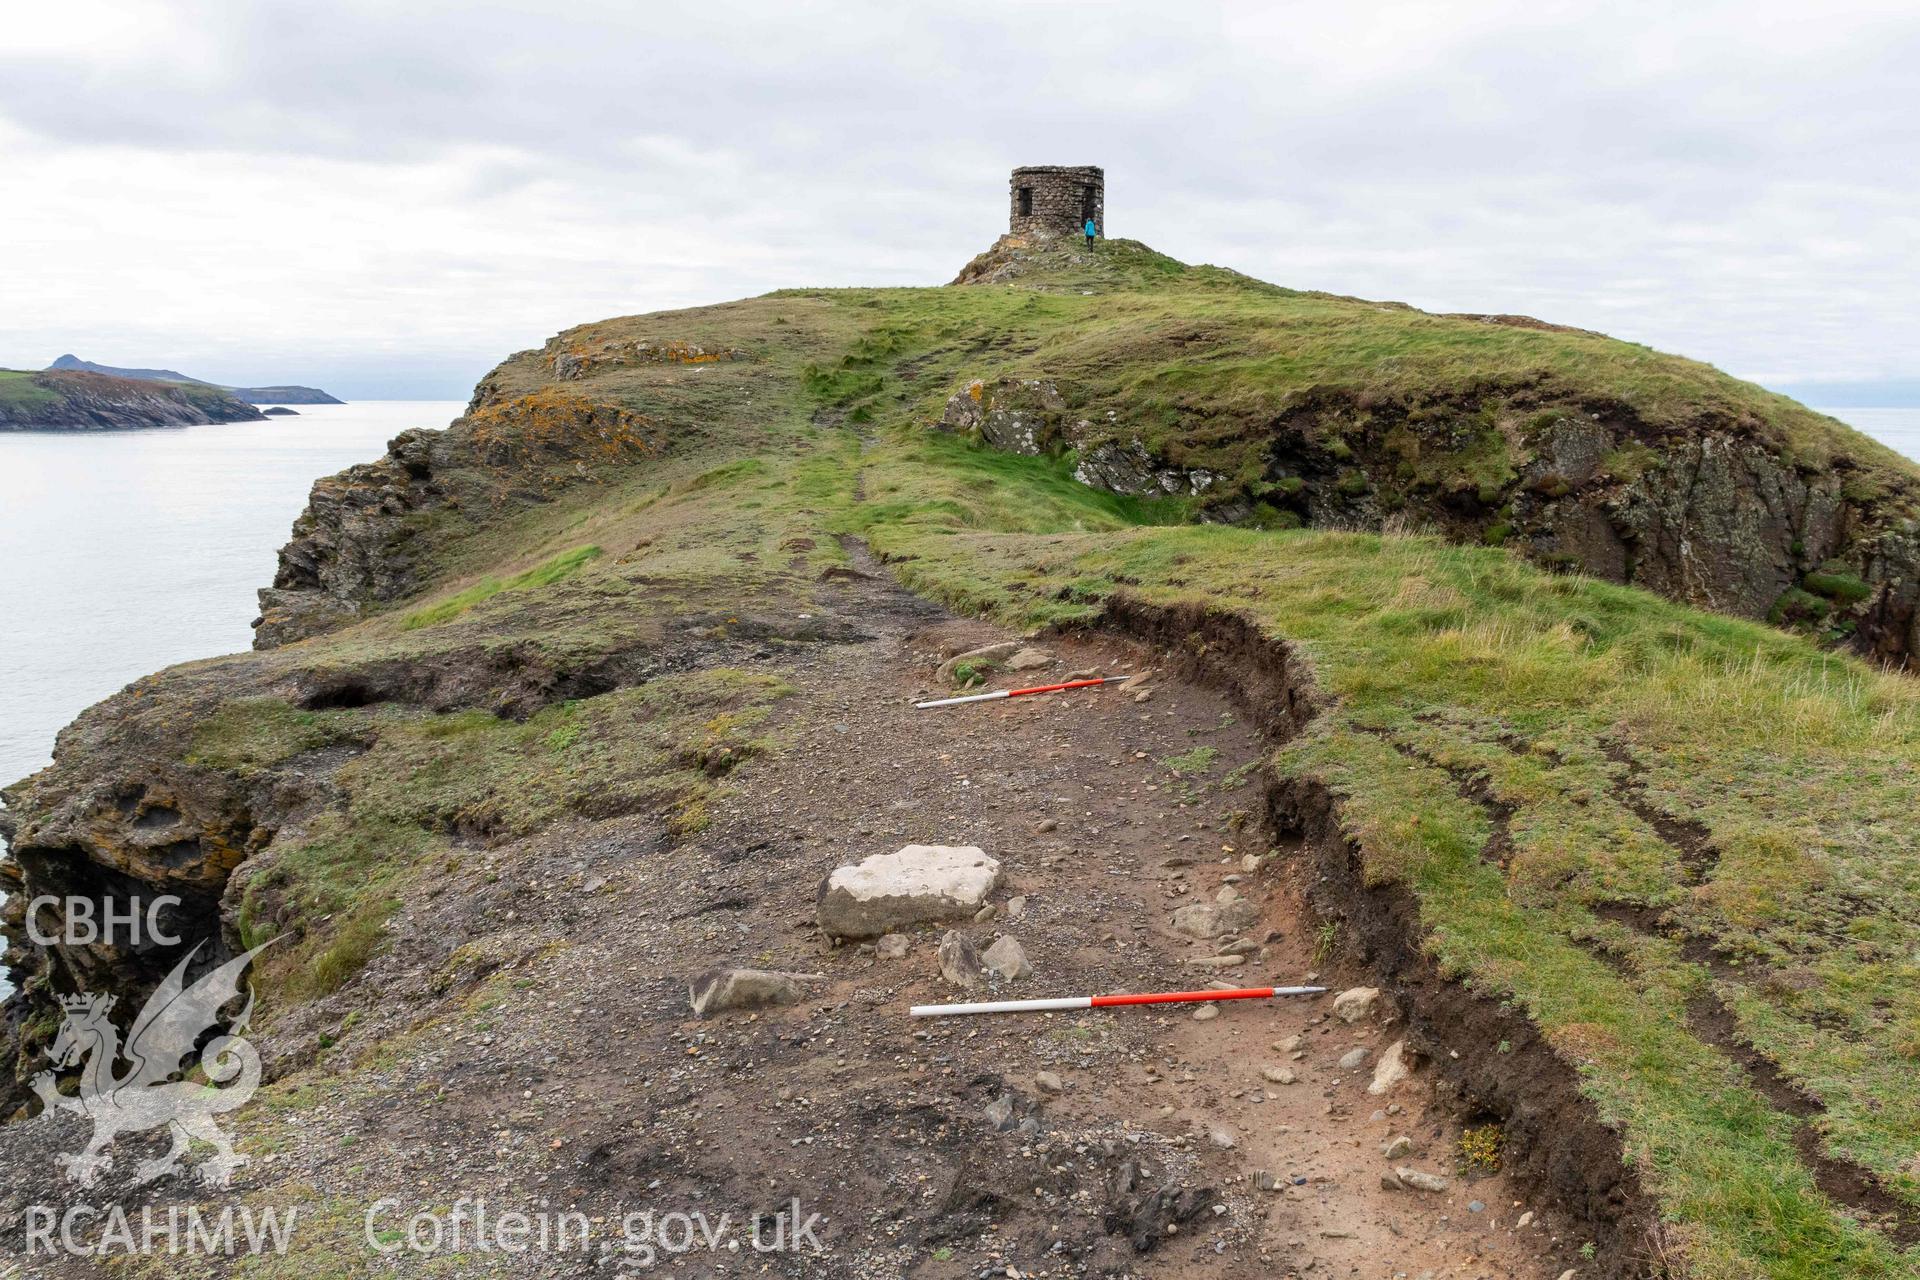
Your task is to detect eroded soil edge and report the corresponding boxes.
[1090,594,1664,1279]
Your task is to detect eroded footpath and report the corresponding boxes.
[0,555,1583,1279]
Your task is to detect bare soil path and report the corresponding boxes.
[0,549,1585,1279]
[641,555,1577,1279]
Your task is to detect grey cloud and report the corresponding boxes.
[0,1,1915,396]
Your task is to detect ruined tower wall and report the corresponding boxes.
[1009,166,1104,237]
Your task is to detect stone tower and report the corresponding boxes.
[1009,165,1104,238]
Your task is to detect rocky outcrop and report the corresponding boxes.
[0,371,265,430]
[1523,424,1846,617]
[0,764,260,1012]
[938,378,1065,455]
[950,232,1105,286]
[548,337,749,381]
[0,652,290,1096]
[1074,439,1231,506]
[937,379,1244,517]
[1856,528,1920,666]
[254,427,445,647]
[255,389,662,648]
[941,374,1920,666]
[1507,419,1920,661]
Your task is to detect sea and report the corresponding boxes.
[0,401,465,792]
[0,402,1914,799]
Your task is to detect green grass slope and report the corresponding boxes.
[0,370,62,414]
[947,236,1918,496]
[868,238,1920,663]
[855,457,1920,1276]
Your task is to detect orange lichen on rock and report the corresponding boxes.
[644,339,742,364]
[550,338,749,379]
[467,388,660,469]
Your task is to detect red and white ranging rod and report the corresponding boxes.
[915,675,1130,710]
[910,984,1326,1018]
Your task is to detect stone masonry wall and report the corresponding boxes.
[1010,165,1104,237]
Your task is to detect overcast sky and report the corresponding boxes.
[3,0,1916,401]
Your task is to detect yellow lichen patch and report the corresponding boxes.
[649,339,739,364]
[467,388,659,470]
[551,337,749,378]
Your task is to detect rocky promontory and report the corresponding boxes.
[2,232,1917,1279]
[0,369,265,430]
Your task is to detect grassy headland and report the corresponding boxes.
[5,237,1917,1276]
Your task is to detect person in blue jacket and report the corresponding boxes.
[1084,217,1097,244]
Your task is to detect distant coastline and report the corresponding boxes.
[45,354,343,405]
[1,354,345,431]
[0,369,264,431]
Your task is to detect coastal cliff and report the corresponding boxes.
[940,236,1920,667]
[946,376,1920,666]
[0,369,265,430]
[4,237,1919,1278]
